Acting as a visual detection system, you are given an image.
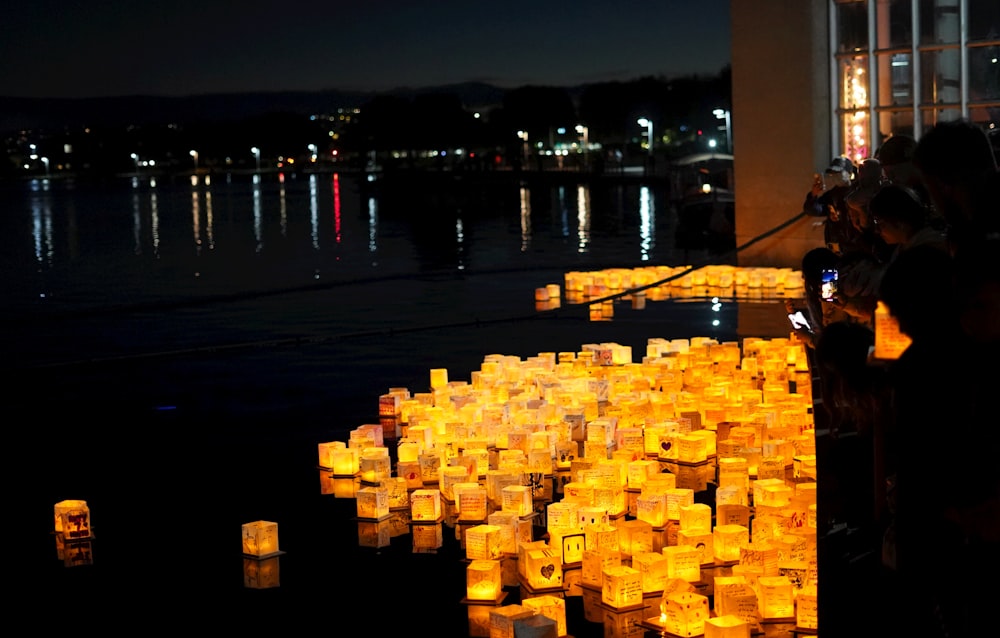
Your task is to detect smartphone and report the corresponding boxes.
[820,268,839,301]
[788,311,811,331]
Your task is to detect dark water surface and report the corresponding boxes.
[6,171,793,633]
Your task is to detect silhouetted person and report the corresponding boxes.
[879,244,979,636]
[803,156,865,255]
[869,182,947,265]
[913,118,1000,254]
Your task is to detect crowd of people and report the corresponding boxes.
[787,119,1000,637]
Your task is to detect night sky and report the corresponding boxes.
[3,0,731,99]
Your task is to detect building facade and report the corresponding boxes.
[733,0,1000,268]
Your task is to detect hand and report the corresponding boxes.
[810,173,824,198]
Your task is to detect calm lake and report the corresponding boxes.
[7,169,794,634]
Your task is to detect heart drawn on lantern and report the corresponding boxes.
[660,441,672,452]
[540,564,555,579]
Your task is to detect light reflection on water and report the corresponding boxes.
[3,170,756,371]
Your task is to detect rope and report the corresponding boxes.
[16,211,809,371]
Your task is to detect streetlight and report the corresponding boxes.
[308,144,318,163]
[713,108,732,153]
[637,118,653,156]
[41,156,50,177]
[575,125,589,169]
[131,152,140,174]
[251,146,261,173]
[189,149,199,173]
[516,131,529,167]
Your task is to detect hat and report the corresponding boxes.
[826,156,856,176]
[875,135,916,167]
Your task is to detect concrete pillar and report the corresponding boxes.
[731,0,831,268]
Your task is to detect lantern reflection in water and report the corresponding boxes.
[243,555,280,589]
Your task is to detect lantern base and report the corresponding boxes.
[242,549,286,560]
[793,627,819,635]
[461,590,509,606]
[412,516,445,525]
[353,513,393,522]
[517,576,567,597]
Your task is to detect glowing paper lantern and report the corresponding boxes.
[677,528,714,565]
[633,551,670,593]
[795,584,819,630]
[601,565,643,609]
[410,489,442,522]
[501,485,533,517]
[465,524,504,560]
[713,524,749,562]
[581,548,621,588]
[636,492,669,528]
[466,559,503,603]
[704,614,751,638]
[757,575,795,619]
[317,440,346,469]
[617,519,653,559]
[356,485,390,520]
[242,520,280,558]
[489,604,535,638]
[659,591,710,637]
[663,545,702,582]
[524,547,563,590]
[53,499,91,539]
[521,594,566,637]
[457,483,488,521]
[331,447,360,476]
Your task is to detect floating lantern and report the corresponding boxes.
[704,614,749,638]
[397,460,423,489]
[331,446,360,476]
[677,528,714,565]
[53,499,91,539]
[317,440,346,469]
[457,483,488,521]
[626,459,660,490]
[582,548,621,588]
[355,485,390,521]
[359,448,391,483]
[713,524,750,562]
[663,545,702,582]
[633,551,670,593]
[381,477,410,510]
[601,565,643,609]
[441,465,471,501]
[659,591,710,637]
[242,520,280,558]
[524,547,563,590]
[679,503,712,531]
[665,488,694,520]
[465,524,504,560]
[617,519,653,559]
[466,559,503,603]
[521,594,566,637]
[410,488,442,522]
[758,575,795,619]
[549,529,586,565]
[795,584,819,630]
[489,604,535,638]
[636,492,669,528]
[501,485,533,517]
